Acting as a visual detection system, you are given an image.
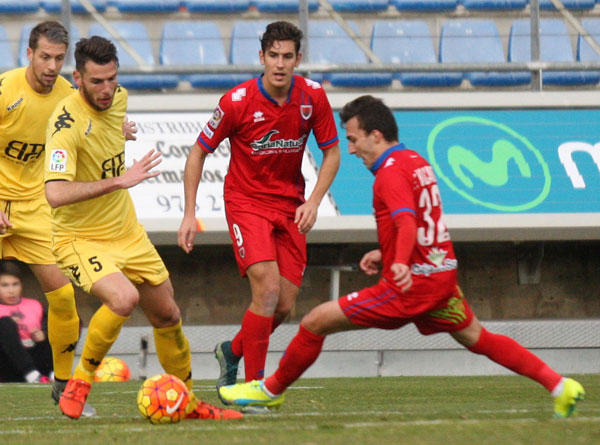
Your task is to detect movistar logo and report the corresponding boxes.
[250,130,305,152]
[427,116,551,212]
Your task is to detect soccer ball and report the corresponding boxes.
[137,373,190,424]
[94,357,131,382]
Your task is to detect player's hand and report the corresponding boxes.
[122,115,138,141]
[295,200,319,234]
[120,149,161,189]
[31,329,45,342]
[390,262,412,293]
[359,249,382,275]
[178,214,197,254]
[0,211,12,234]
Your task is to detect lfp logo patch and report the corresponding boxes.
[49,149,67,172]
[427,116,551,212]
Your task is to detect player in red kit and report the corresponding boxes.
[178,21,340,403]
[218,95,585,419]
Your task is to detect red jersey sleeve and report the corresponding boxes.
[196,95,236,153]
[377,164,418,264]
[309,83,339,150]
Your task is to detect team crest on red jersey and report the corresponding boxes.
[300,105,312,120]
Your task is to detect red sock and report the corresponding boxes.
[240,310,273,381]
[231,330,243,358]
[469,328,562,392]
[265,324,325,395]
[231,316,282,358]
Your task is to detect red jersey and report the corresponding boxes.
[197,75,339,215]
[372,144,457,298]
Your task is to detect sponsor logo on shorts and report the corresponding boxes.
[238,246,245,258]
[427,296,467,324]
[49,149,68,172]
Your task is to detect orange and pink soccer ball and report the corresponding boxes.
[94,357,131,382]
[137,373,190,424]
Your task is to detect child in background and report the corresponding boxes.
[0,261,53,383]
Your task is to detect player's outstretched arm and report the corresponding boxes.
[295,144,341,233]
[0,210,12,234]
[178,142,208,254]
[359,249,382,276]
[45,149,161,208]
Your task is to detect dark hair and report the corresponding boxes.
[29,21,69,51]
[260,21,303,54]
[75,36,119,72]
[0,261,22,281]
[339,95,398,143]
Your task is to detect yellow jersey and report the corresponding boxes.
[44,86,138,240]
[0,67,74,201]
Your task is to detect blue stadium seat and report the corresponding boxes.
[309,21,391,87]
[0,26,16,71]
[19,24,81,67]
[391,0,457,11]
[539,0,594,10]
[576,18,600,83]
[182,0,250,12]
[371,20,462,87]
[230,20,269,83]
[41,0,107,14]
[440,20,529,86]
[110,0,180,13]
[89,22,179,90]
[329,0,389,11]
[251,0,319,12]
[0,0,39,14]
[160,21,246,89]
[509,19,599,85]
[461,0,525,10]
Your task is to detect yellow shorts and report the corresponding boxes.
[52,223,169,293]
[0,196,55,265]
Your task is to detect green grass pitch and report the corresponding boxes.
[0,375,598,444]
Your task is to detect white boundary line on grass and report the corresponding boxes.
[1,416,600,436]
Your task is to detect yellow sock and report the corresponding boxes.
[153,320,193,391]
[73,305,129,384]
[45,283,79,381]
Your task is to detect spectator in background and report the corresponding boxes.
[0,261,53,383]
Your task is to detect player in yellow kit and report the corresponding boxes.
[0,21,94,414]
[45,35,242,421]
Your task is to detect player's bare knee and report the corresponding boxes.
[300,307,328,336]
[106,290,139,317]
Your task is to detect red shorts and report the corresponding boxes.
[338,280,473,335]
[224,200,307,287]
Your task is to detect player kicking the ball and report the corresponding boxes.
[44,36,241,420]
[218,95,584,419]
